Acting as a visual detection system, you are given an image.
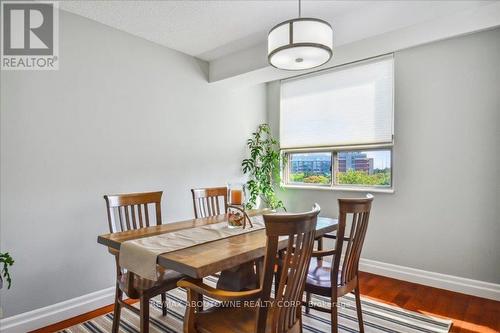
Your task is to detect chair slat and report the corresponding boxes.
[117,207,124,232]
[203,198,209,217]
[210,196,217,216]
[215,196,220,215]
[341,212,358,284]
[137,204,143,228]
[131,205,137,229]
[155,200,162,225]
[144,203,149,227]
[124,206,131,230]
[200,198,206,217]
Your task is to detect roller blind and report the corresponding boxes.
[280,56,394,149]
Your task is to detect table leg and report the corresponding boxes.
[194,279,204,312]
[217,261,259,291]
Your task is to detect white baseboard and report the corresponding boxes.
[0,286,115,333]
[1,260,499,332]
[359,258,500,301]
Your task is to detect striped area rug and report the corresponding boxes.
[61,277,451,333]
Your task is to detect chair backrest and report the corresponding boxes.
[332,196,373,288]
[191,187,227,218]
[258,204,320,333]
[104,191,163,233]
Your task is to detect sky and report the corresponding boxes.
[365,150,391,169]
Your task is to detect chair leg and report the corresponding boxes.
[305,292,311,314]
[190,278,204,312]
[161,292,167,316]
[355,284,365,333]
[331,297,338,333]
[140,295,150,333]
[184,288,198,333]
[111,284,122,333]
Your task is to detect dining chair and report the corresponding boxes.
[191,186,228,218]
[191,186,260,291]
[104,191,185,333]
[304,196,373,333]
[178,204,320,333]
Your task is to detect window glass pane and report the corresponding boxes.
[288,152,332,185]
[336,150,391,187]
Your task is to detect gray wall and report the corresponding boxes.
[0,12,266,317]
[268,28,500,284]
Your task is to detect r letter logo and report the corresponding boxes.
[1,1,59,70]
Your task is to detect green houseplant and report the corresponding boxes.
[242,124,285,210]
[0,252,14,290]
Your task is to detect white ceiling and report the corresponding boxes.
[60,0,494,62]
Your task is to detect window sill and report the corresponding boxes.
[281,184,395,194]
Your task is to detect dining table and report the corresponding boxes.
[97,209,338,283]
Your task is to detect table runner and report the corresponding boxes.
[119,215,265,281]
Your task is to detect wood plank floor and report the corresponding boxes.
[359,272,500,333]
[31,272,500,333]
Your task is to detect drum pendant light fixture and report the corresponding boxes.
[268,0,333,71]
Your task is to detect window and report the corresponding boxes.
[336,150,391,187]
[281,56,394,191]
[288,152,332,185]
[285,149,392,189]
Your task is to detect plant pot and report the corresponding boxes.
[255,196,263,209]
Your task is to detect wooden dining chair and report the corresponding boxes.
[191,186,228,218]
[304,196,373,333]
[178,204,320,333]
[104,191,185,333]
[191,186,259,291]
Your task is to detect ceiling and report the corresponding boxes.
[60,0,494,62]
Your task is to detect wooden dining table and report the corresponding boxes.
[97,209,338,280]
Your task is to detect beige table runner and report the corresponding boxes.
[119,215,265,281]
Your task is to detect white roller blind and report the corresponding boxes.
[280,56,394,149]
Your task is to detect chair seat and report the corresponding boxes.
[195,303,276,333]
[305,259,341,295]
[119,266,184,297]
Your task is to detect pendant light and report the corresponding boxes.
[267,0,333,71]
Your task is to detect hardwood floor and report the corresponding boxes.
[31,272,500,333]
[29,299,137,333]
[358,272,500,333]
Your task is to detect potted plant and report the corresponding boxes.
[0,252,14,290]
[242,124,285,210]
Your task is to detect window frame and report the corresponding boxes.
[282,144,394,193]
